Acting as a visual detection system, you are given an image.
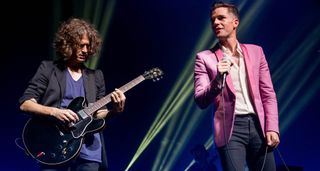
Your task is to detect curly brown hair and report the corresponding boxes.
[54,18,102,60]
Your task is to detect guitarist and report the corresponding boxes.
[19,18,126,171]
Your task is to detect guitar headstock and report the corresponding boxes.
[143,67,164,82]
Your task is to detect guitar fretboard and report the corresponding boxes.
[83,75,145,115]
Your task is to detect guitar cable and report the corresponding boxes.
[259,146,290,171]
[276,146,290,171]
[260,145,268,171]
[15,137,28,155]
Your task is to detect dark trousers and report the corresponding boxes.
[40,158,100,171]
[218,114,276,171]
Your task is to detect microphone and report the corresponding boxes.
[221,54,232,88]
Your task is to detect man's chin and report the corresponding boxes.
[216,34,228,40]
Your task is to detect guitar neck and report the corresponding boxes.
[83,75,145,115]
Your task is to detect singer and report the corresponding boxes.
[194,2,279,171]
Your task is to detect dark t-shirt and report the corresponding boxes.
[62,71,102,163]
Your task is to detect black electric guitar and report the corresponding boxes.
[22,68,163,165]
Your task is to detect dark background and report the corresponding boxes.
[1,0,319,170]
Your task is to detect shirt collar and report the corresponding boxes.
[220,42,243,57]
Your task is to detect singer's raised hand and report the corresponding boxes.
[217,59,233,75]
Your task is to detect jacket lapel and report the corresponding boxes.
[214,48,236,94]
[240,44,257,102]
[53,66,66,102]
[82,69,96,103]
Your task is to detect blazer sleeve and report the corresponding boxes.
[194,52,222,109]
[258,48,279,134]
[19,61,53,105]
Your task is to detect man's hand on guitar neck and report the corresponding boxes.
[95,89,126,119]
[110,88,126,113]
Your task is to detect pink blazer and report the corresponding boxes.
[194,43,279,147]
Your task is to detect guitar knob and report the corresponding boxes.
[50,153,56,158]
[62,148,67,155]
[67,147,73,153]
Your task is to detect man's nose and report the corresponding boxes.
[212,19,220,26]
[82,46,88,53]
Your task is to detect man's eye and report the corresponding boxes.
[80,44,89,48]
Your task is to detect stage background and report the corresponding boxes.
[1,0,319,170]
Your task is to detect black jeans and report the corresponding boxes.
[218,114,276,171]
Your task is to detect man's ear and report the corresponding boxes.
[234,18,239,28]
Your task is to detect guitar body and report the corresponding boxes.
[22,97,105,165]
